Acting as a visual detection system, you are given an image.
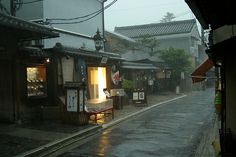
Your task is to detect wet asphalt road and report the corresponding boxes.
[60,88,215,157]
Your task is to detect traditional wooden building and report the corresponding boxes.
[0,12,58,122]
[7,0,124,123]
[186,0,236,156]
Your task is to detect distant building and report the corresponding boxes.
[115,19,203,68]
[105,30,169,93]
[105,30,137,54]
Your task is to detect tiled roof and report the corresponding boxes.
[0,13,59,40]
[53,43,123,60]
[114,19,196,38]
[105,30,136,43]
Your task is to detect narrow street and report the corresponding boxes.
[58,88,215,157]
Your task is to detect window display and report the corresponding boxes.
[27,66,47,97]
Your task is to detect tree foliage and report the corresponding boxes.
[160,47,193,85]
[160,12,176,23]
[137,34,160,56]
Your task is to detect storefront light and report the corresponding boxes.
[98,67,106,100]
[89,67,107,100]
[46,58,50,63]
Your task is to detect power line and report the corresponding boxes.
[48,0,116,21]
[47,9,102,21]
[16,0,43,5]
[48,11,102,25]
[47,0,117,24]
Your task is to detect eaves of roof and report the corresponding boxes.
[53,43,124,61]
[0,13,59,40]
[105,30,136,43]
[121,61,159,70]
[185,0,235,30]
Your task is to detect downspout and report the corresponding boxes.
[12,52,16,121]
[220,57,227,155]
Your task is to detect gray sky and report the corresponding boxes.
[104,0,196,31]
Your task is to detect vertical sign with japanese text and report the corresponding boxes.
[67,89,78,112]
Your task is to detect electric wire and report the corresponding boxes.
[48,11,102,25]
[15,0,43,5]
[48,0,116,21]
[47,0,117,25]
[47,9,102,21]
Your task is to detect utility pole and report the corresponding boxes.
[10,0,16,16]
[102,0,106,51]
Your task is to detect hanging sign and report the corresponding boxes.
[79,89,84,111]
[101,56,108,64]
[111,65,121,85]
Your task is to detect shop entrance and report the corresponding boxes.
[88,67,107,100]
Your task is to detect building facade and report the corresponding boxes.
[114,19,202,68]
[1,0,122,123]
[186,0,236,156]
[0,10,58,122]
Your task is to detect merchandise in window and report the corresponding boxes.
[27,66,47,97]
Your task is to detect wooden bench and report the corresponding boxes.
[85,99,114,123]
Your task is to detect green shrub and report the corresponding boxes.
[122,79,134,89]
[122,79,134,99]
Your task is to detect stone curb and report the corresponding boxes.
[15,125,102,157]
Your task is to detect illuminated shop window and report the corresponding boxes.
[27,66,47,97]
[88,67,107,100]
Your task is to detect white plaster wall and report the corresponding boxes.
[44,31,94,49]
[43,0,103,36]
[15,0,104,50]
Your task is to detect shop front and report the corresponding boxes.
[16,48,55,122]
[0,13,58,122]
[53,44,122,123]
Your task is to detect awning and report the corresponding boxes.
[121,61,159,70]
[191,58,214,83]
[0,13,59,40]
[185,0,236,30]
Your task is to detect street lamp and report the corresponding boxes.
[93,28,103,51]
